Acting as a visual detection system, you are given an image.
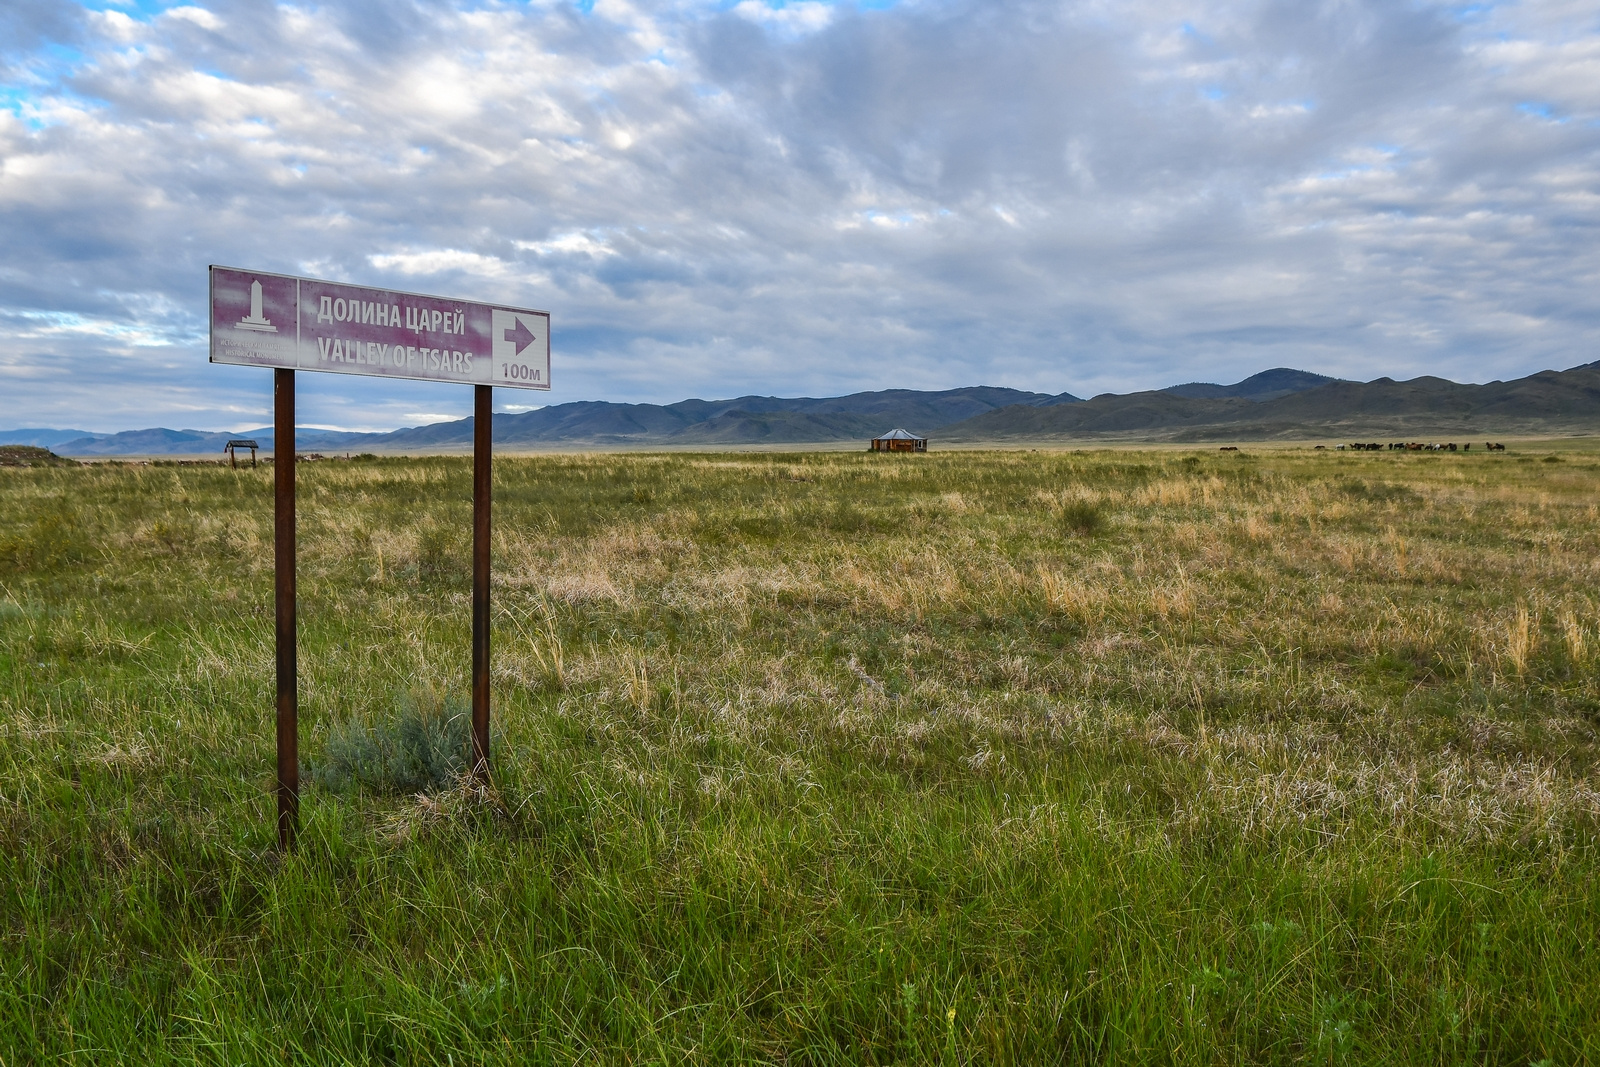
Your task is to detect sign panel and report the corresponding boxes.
[208,265,550,390]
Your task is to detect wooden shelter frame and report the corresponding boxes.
[225,438,259,468]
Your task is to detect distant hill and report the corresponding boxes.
[47,426,380,456]
[50,427,245,456]
[943,361,1600,442]
[1164,368,1341,402]
[667,410,884,445]
[23,363,1597,454]
[0,428,97,448]
[334,386,1063,450]
[944,392,1260,439]
[29,385,1059,455]
[379,385,1068,447]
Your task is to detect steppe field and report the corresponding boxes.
[3,445,1599,1065]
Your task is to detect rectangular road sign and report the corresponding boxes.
[209,265,550,390]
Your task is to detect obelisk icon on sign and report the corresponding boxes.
[235,280,279,333]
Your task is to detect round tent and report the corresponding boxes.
[870,428,927,452]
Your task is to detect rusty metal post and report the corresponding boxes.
[274,369,298,849]
[472,384,492,778]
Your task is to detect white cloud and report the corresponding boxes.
[88,9,141,42]
[165,7,223,32]
[517,232,617,257]
[368,250,516,278]
[10,310,174,347]
[730,1,834,36]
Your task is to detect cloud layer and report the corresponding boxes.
[2,0,1597,431]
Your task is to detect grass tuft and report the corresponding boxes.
[310,684,471,794]
[1059,498,1107,536]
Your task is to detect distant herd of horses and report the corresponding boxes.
[1322,442,1507,452]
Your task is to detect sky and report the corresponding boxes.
[1,0,1597,433]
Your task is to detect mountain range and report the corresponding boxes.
[5,364,1596,455]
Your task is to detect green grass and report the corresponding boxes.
[2,446,1598,1064]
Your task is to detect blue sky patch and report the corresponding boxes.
[1516,102,1565,123]
[78,0,180,17]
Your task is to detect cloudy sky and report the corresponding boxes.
[1,0,1597,432]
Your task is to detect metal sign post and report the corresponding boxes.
[275,370,297,848]
[209,266,550,849]
[472,384,492,778]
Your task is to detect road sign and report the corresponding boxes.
[209,265,550,390]
[210,265,549,849]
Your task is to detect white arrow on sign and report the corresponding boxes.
[492,309,544,361]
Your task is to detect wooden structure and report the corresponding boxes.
[224,438,259,468]
[870,428,927,452]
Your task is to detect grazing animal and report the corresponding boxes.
[1219,446,1239,452]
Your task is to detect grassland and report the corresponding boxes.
[1,446,1598,1064]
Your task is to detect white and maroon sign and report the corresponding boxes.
[208,265,550,390]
